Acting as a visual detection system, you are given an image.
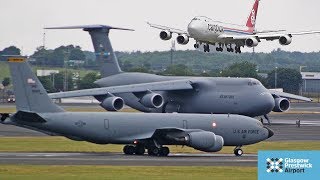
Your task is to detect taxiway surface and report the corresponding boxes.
[0,152,257,166]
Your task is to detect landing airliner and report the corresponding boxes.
[148,0,320,53]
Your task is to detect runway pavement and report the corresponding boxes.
[0,152,257,166]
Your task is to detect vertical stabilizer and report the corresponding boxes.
[45,25,134,77]
[246,0,260,29]
[8,57,64,113]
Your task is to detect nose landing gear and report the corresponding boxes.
[234,146,243,156]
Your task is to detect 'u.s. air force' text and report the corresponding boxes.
[233,129,259,134]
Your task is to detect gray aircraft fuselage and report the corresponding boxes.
[95,72,275,117]
[5,112,270,147]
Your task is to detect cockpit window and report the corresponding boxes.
[248,81,260,86]
[192,17,200,21]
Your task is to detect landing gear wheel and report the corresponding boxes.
[135,145,145,155]
[123,145,135,155]
[194,43,199,49]
[203,44,210,52]
[234,148,243,156]
[160,147,170,156]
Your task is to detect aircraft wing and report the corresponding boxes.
[219,30,320,41]
[269,90,312,102]
[49,79,194,99]
[147,22,189,35]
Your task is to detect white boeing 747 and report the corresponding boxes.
[148,0,320,53]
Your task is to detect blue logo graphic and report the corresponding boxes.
[258,151,320,180]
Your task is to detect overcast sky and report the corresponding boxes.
[1,0,320,55]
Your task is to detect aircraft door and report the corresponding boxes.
[104,119,114,138]
[183,120,188,129]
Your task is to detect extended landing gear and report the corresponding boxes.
[148,146,170,156]
[194,43,200,49]
[123,145,170,156]
[123,145,145,155]
[234,146,243,156]
[203,44,210,52]
[226,44,234,52]
[235,46,241,54]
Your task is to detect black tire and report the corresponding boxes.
[234,148,243,156]
[135,146,145,155]
[127,145,135,155]
[160,147,170,156]
[123,145,129,154]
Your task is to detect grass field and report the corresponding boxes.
[0,165,257,180]
[0,137,319,153]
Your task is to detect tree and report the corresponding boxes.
[1,46,21,55]
[162,64,194,76]
[2,77,10,87]
[266,68,302,94]
[78,72,100,89]
[221,61,259,78]
[38,76,55,93]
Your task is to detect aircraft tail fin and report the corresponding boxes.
[246,0,260,29]
[7,57,64,113]
[45,25,134,77]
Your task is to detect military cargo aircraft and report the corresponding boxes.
[0,57,274,156]
[46,25,311,124]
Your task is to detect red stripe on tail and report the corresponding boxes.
[246,0,260,28]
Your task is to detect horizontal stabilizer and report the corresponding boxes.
[45,25,134,31]
[13,111,46,123]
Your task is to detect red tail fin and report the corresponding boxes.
[246,0,260,28]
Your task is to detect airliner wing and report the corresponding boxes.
[49,79,194,99]
[269,89,312,102]
[219,30,320,41]
[147,22,189,35]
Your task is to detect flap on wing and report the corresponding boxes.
[49,79,194,99]
[269,90,312,102]
[147,22,188,35]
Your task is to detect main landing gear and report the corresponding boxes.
[235,46,241,54]
[123,144,170,156]
[234,146,243,156]
[203,44,210,52]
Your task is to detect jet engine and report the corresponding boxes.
[100,96,124,111]
[140,92,164,108]
[245,37,259,47]
[279,35,292,45]
[160,30,172,40]
[272,98,290,112]
[177,34,189,45]
[185,131,224,152]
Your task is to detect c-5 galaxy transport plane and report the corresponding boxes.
[46,25,311,124]
[0,57,273,156]
[148,0,320,53]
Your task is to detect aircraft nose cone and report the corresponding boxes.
[260,92,275,114]
[187,21,198,35]
[264,126,274,138]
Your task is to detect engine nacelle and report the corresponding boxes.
[160,31,172,40]
[100,96,124,111]
[279,35,292,45]
[186,131,224,152]
[177,34,189,45]
[272,98,290,112]
[140,92,164,108]
[245,37,259,47]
